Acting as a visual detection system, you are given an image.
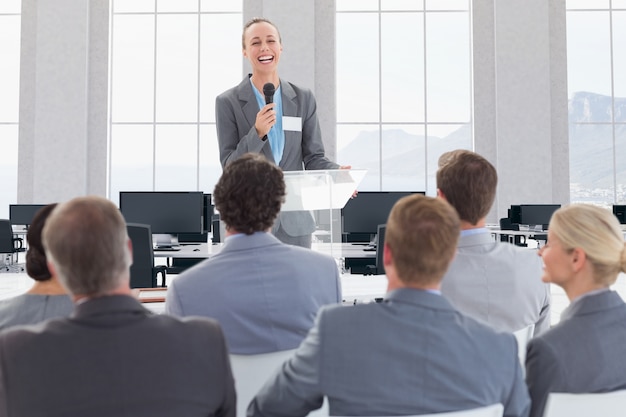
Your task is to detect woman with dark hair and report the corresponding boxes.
[0,204,73,330]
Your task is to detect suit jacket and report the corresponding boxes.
[0,295,235,417]
[441,232,551,335]
[248,289,530,417]
[165,232,342,354]
[525,290,626,417]
[215,75,339,237]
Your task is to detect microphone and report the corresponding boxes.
[263,83,275,105]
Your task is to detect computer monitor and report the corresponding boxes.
[9,204,49,227]
[119,192,204,235]
[518,204,561,227]
[613,205,626,224]
[341,191,423,241]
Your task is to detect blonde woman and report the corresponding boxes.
[526,204,626,417]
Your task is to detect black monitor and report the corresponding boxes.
[9,204,49,227]
[341,191,423,240]
[119,192,204,235]
[613,205,626,224]
[518,204,561,227]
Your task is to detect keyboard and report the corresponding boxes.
[154,246,181,252]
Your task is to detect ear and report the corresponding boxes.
[383,243,393,267]
[127,238,134,267]
[570,247,587,273]
[437,189,446,200]
[47,260,57,278]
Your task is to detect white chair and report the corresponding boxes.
[230,349,295,417]
[231,349,330,417]
[336,403,503,417]
[513,323,535,368]
[543,390,626,417]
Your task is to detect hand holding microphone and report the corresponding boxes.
[255,82,276,141]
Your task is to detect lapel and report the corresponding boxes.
[236,75,274,162]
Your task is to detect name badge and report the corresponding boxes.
[283,116,302,132]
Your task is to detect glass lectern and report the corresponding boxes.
[281,169,366,259]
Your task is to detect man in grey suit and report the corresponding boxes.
[248,195,530,417]
[0,196,235,417]
[437,150,551,335]
[215,17,344,248]
[165,153,342,354]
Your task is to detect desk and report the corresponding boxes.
[154,242,375,260]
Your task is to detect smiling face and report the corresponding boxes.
[538,231,575,287]
[243,21,282,76]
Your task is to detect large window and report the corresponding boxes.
[108,0,242,205]
[336,0,472,194]
[567,0,626,206]
[0,1,21,218]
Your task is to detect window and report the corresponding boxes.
[108,0,242,205]
[336,0,472,194]
[0,1,21,218]
[567,0,626,206]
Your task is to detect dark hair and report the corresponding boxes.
[25,203,58,281]
[214,153,285,234]
[436,151,497,225]
[242,17,282,49]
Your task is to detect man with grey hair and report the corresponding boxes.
[0,196,235,417]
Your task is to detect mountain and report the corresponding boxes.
[568,91,626,190]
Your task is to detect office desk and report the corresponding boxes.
[154,242,375,260]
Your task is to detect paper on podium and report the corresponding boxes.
[281,169,366,212]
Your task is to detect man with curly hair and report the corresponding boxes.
[165,153,341,354]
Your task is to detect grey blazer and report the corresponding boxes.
[215,75,339,237]
[165,232,342,354]
[441,232,551,336]
[249,288,530,417]
[0,295,235,417]
[525,290,626,417]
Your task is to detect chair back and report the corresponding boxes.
[230,349,296,417]
[513,324,535,368]
[544,390,626,417]
[0,220,15,253]
[126,223,157,288]
[335,403,503,417]
[375,224,386,275]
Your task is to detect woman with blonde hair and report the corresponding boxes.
[526,204,626,417]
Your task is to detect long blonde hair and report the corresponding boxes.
[549,204,626,286]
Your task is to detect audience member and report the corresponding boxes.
[437,150,551,335]
[0,204,72,330]
[248,194,529,417]
[165,153,341,354]
[0,196,235,417]
[526,204,626,417]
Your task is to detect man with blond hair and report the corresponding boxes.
[249,195,529,417]
[437,150,550,335]
[0,196,235,417]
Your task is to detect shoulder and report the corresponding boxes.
[284,244,337,267]
[217,77,250,101]
[145,312,224,339]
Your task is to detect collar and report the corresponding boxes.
[460,227,489,237]
[560,288,616,321]
[385,288,454,312]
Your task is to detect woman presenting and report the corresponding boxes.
[216,17,346,248]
